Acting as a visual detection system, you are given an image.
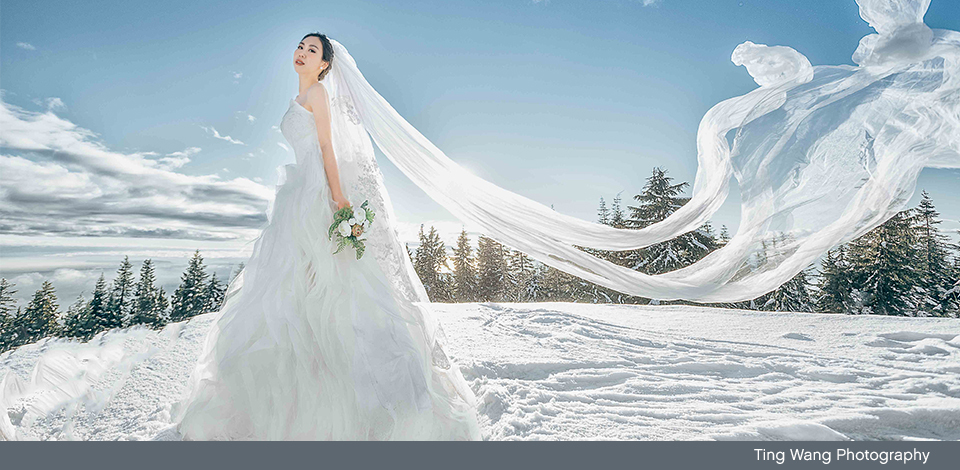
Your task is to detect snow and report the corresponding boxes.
[1,302,958,441]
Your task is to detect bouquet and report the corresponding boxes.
[328,200,376,259]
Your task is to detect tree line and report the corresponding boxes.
[410,167,960,317]
[0,250,232,353]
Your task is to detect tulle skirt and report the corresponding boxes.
[171,162,481,440]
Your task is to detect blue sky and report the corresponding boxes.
[2,0,959,304]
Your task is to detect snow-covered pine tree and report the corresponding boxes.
[719,225,731,246]
[0,278,17,351]
[913,191,957,316]
[106,256,135,328]
[609,192,626,229]
[597,197,609,225]
[62,294,88,338]
[88,273,111,337]
[414,225,452,302]
[506,248,537,302]
[130,259,163,328]
[232,262,245,283]
[451,228,478,302]
[155,286,170,325]
[625,167,719,275]
[815,246,854,313]
[476,235,508,302]
[22,280,60,344]
[171,250,210,321]
[846,209,922,316]
[755,234,814,312]
[204,272,227,314]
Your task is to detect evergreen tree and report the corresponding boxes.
[506,248,537,302]
[62,294,89,338]
[451,228,478,302]
[815,246,855,313]
[130,259,163,328]
[609,192,626,229]
[171,250,210,321]
[155,286,170,326]
[912,192,957,315]
[476,235,508,302]
[204,272,227,313]
[761,267,815,312]
[0,279,17,351]
[625,168,719,274]
[22,281,60,343]
[88,274,112,336]
[414,225,453,302]
[846,209,922,316]
[719,225,731,245]
[232,262,245,282]
[106,256,135,328]
[597,197,609,225]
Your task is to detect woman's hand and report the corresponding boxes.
[333,194,351,211]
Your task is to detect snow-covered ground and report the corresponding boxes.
[2,303,958,440]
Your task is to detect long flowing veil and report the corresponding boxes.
[329,0,959,303]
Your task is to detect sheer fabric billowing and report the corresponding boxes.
[331,0,959,303]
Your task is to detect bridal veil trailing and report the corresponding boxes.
[339,0,959,303]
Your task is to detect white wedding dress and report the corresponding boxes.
[170,94,481,440]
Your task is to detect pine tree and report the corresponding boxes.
[414,225,453,302]
[625,167,719,274]
[846,209,922,316]
[0,279,17,352]
[913,191,956,316]
[506,248,537,302]
[62,294,89,338]
[476,235,508,302]
[232,262,245,282]
[155,287,170,326]
[22,281,60,343]
[761,267,815,312]
[130,259,163,328]
[171,250,210,321]
[815,246,854,313]
[597,197,609,225]
[106,256,135,328]
[204,272,227,313]
[451,228,478,302]
[88,274,112,336]
[609,192,626,229]
[719,225,731,245]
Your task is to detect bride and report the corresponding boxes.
[171,33,482,440]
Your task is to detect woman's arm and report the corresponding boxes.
[306,83,350,210]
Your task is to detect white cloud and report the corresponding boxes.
[247,114,256,122]
[16,42,36,50]
[277,142,289,152]
[641,0,661,6]
[0,99,272,241]
[200,125,245,145]
[232,71,243,80]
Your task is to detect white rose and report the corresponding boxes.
[338,220,351,237]
[348,217,358,226]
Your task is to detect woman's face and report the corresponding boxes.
[294,36,327,77]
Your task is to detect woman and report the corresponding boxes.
[172,33,482,440]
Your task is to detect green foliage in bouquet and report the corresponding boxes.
[327,200,376,260]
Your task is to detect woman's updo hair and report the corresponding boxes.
[302,32,334,81]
